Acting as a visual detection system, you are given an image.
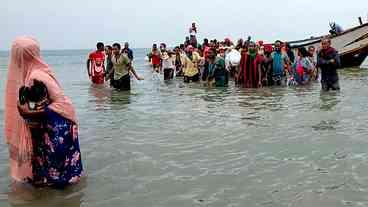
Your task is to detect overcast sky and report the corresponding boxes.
[1,0,367,50]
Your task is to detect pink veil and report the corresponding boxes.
[4,36,77,181]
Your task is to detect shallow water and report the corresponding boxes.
[0,50,368,207]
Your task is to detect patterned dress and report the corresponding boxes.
[31,107,83,188]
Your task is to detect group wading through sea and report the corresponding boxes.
[3,19,368,190]
[89,22,344,92]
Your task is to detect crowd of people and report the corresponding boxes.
[87,42,144,91]
[3,23,343,190]
[86,22,341,92]
[145,22,341,91]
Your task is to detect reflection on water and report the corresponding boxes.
[88,85,111,110]
[109,91,132,107]
[7,180,86,207]
[1,49,368,207]
[319,91,341,111]
[88,85,134,111]
[312,120,339,131]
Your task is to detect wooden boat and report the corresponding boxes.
[289,23,368,68]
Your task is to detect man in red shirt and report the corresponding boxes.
[87,42,105,84]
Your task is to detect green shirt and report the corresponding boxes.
[111,53,130,80]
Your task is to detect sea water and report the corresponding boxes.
[0,49,368,207]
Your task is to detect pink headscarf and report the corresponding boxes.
[4,36,77,181]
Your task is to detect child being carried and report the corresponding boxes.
[19,80,49,128]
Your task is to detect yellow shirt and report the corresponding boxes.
[183,51,201,77]
[111,53,130,80]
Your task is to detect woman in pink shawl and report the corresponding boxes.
[4,36,83,188]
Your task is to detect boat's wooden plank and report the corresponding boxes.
[289,23,368,46]
[291,24,368,53]
[339,38,368,55]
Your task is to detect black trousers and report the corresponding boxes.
[184,73,200,83]
[321,79,340,91]
[164,68,174,80]
[112,74,130,90]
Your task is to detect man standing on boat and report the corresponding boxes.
[317,37,341,91]
[329,22,343,36]
[189,22,198,48]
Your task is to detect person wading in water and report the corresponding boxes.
[317,37,341,91]
[183,45,201,83]
[202,47,229,87]
[238,42,263,88]
[270,40,290,86]
[87,42,106,84]
[109,43,143,91]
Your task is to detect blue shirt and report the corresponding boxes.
[123,48,134,61]
[271,51,289,76]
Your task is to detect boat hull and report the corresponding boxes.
[289,23,368,68]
